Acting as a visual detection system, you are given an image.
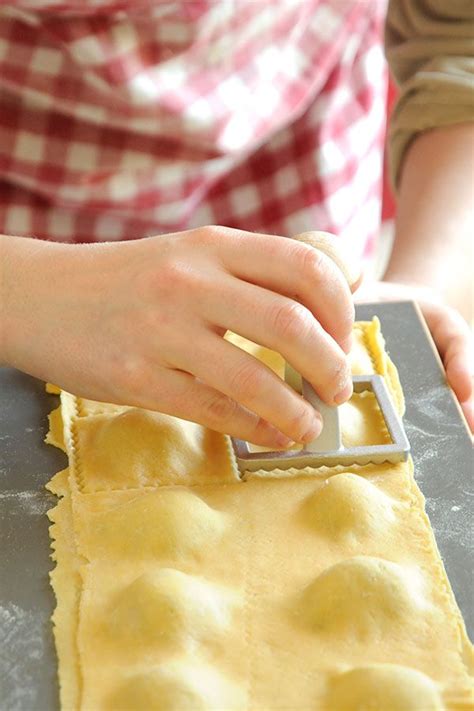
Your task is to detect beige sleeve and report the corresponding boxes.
[385,0,474,187]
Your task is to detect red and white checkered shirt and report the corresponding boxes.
[0,0,388,267]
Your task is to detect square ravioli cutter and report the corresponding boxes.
[231,364,410,474]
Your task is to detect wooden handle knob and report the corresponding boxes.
[292,231,361,290]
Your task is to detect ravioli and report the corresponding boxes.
[46,318,473,710]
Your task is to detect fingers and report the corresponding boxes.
[460,397,474,434]
[333,274,473,431]
[141,368,296,448]
[349,270,364,294]
[200,275,352,406]
[174,334,324,445]
[204,227,355,354]
[292,231,361,291]
[445,351,473,404]
[425,303,474,404]
[421,300,473,432]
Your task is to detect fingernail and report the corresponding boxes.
[334,381,353,405]
[300,415,323,444]
[273,432,296,449]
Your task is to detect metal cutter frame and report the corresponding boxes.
[231,374,410,474]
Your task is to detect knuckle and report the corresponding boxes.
[192,224,234,246]
[204,225,224,238]
[299,245,327,281]
[194,225,221,245]
[158,258,200,295]
[160,258,188,285]
[117,357,147,394]
[270,301,313,342]
[229,359,265,400]
[300,246,354,340]
[203,393,238,424]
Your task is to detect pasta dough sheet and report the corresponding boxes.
[46,319,473,710]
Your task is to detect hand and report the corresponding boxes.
[355,280,474,432]
[1,228,355,448]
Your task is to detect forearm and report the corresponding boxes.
[0,234,23,367]
[0,234,74,370]
[1,235,39,368]
[384,123,474,321]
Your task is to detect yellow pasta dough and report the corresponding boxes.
[74,409,239,492]
[325,665,445,711]
[46,319,473,710]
